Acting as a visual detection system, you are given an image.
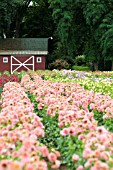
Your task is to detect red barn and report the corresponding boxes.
[0,38,48,74]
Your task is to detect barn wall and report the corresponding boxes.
[0,56,11,72]
[35,56,46,70]
[0,55,47,73]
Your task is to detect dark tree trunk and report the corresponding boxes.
[94,63,98,71]
[6,20,12,38]
[15,13,20,38]
[111,61,113,71]
[15,0,31,38]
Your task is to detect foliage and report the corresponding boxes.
[57,135,85,170]
[72,65,90,71]
[74,55,86,66]
[16,71,27,82]
[48,0,88,59]
[28,92,61,148]
[103,118,113,132]
[2,70,10,76]
[0,0,54,39]
[81,0,113,69]
[92,110,113,133]
[48,59,70,70]
[27,92,85,170]
[27,92,60,148]
[20,0,55,38]
[48,0,113,70]
[0,0,31,38]
[99,13,113,62]
[93,110,104,126]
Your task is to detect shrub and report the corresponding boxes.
[48,59,70,70]
[62,56,74,69]
[72,65,90,71]
[3,70,10,76]
[75,55,86,66]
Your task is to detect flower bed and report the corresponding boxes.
[0,81,60,170]
[1,71,113,169]
[37,70,113,98]
[20,73,113,170]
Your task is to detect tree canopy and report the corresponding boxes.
[48,0,113,70]
[0,0,54,38]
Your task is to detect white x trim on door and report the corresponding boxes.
[11,56,34,74]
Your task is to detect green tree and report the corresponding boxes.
[0,0,32,38]
[20,0,54,38]
[81,0,113,70]
[99,12,113,70]
[0,0,54,38]
[48,0,90,66]
[49,0,113,70]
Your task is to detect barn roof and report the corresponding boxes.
[0,38,48,55]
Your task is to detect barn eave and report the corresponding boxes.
[0,50,48,55]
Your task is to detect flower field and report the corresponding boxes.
[1,70,113,170]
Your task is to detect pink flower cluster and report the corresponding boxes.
[0,81,60,170]
[0,74,18,86]
[82,126,113,170]
[21,74,113,169]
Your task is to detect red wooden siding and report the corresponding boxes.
[0,56,11,72]
[35,56,46,70]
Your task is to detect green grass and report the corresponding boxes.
[72,65,91,71]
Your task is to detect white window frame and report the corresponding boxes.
[37,57,42,63]
[3,57,8,63]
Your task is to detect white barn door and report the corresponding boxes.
[11,56,34,74]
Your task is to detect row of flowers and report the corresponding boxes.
[61,70,113,81]
[40,69,113,99]
[21,73,113,170]
[34,70,113,100]
[0,81,61,170]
